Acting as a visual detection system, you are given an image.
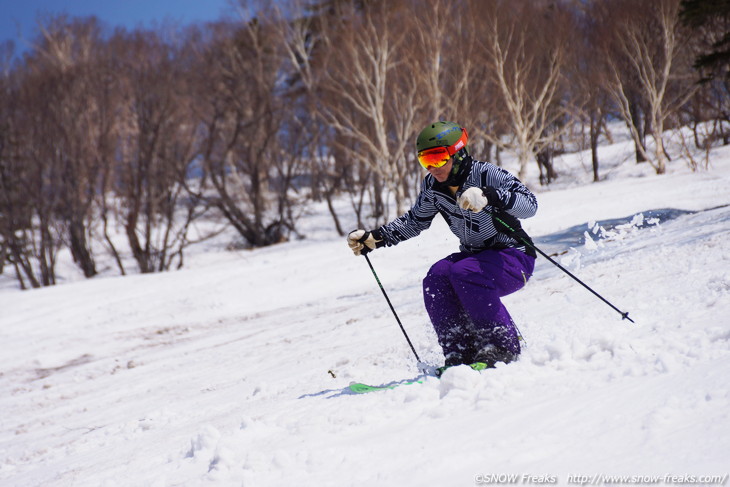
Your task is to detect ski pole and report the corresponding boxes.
[494,215,634,323]
[362,252,422,362]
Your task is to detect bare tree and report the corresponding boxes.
[191,13,305,248]
[474,0,576,182]
[438,2,501,165]
[314,1,427,220]
[0,41,13,279]
[572,4,616,182]
[109,30,204,273]
[31,17,111,278]
[0,60,62,288]
[599,0,697,174]
[270,1,350,235]
[409,1,458,122]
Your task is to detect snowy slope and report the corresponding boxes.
[1,138,730,487]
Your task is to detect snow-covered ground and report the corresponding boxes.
[1,131,730,487]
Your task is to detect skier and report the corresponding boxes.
[347,121,538,370]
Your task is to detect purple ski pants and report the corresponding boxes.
[422,247,535,365]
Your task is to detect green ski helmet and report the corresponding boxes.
[416,121,468,154]
[415,121,470,175]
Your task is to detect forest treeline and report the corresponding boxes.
[0,0,728,289]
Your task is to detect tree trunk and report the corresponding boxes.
[68,219,97,278]
[590,114,600,182]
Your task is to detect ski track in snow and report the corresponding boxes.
[1,139,730,486]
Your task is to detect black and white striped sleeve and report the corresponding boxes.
[481,165,537,219]
[376,179,439,247]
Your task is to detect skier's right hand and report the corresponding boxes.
[347,229,384,256]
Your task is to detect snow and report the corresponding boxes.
[2,132,730,486]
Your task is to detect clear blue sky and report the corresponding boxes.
[0,0,236,52]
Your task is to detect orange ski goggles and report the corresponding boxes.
[417,128,468,169]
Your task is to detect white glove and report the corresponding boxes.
[347,229,383,256]
[457,187,489,212]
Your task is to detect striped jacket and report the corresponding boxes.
[377,158,538,255]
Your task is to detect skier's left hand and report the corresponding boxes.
[457,187,489,212]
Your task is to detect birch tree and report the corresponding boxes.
[315,1,426,220]
[475,0,575,181]
[600,0,697,174]
[270,1,349,234]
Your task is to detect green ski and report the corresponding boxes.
[348,362,490,394]
[348,378,424,394]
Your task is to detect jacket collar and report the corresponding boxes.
[433,154,473,191]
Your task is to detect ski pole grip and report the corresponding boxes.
[357,231,372,255]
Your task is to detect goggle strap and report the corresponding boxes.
[447,128,468,156]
